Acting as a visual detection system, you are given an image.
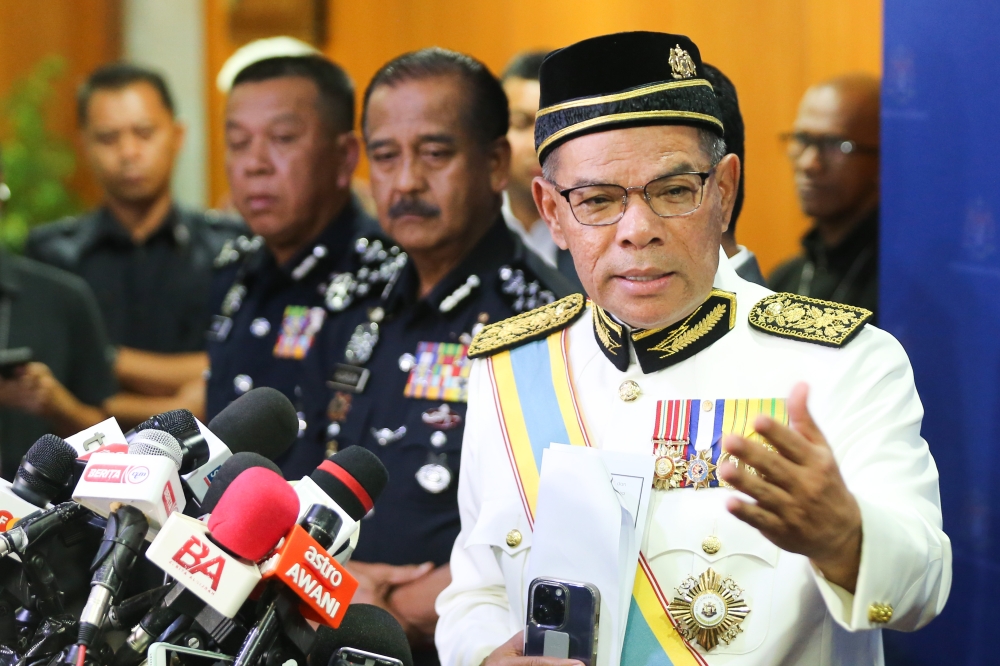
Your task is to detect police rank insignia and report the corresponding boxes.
[273,306,326,359]
[467,293,586,359]
[748,293,872,347]
[668,44,698,79]
[403,342,471,402]
[650,398,787,490]
[669,568,750,651]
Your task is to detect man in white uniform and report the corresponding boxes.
[435,31,950,665]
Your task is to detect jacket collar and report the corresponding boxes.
[386,214,512,318]
[592,288,737,373]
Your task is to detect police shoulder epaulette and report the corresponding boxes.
[748,292,873,347]
[467,293,586,359]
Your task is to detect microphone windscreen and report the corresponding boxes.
[208,387,298,460]
[14,434,77,504]
[199,452,282,515]
[24,434,77,484]
[310,447,388,522]
[311,605,413,666]
[207,467,298,561]
[128,430,183,470]
[136,409,198,439]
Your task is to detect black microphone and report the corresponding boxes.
[128,410,208,475]
[76,505,149,650]
[198,452,282,516]
[179,388,299,509]
[11,435,78,507]
[0,503,91,559]
[105,584,172,632]
[310,605,413,666]
[208,387,300,461]
[232,505,345,666]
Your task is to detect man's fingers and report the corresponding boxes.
[717,459,794,512]
[786,382,825,445]
[750,416,811,465]
[725,495,784,536]
[722,435,799,490]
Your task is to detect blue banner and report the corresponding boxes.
[883,1,1000,663]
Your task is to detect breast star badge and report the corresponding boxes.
[668,568,750,651]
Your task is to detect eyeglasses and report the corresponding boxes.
[781,132,878,161]
[554,170,714,227]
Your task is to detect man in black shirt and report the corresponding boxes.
[769,74,880,318]
[27,64,244,425]
[0,150,116,473]
[310,49,574,664]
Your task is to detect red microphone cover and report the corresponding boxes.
[208,467,298,561]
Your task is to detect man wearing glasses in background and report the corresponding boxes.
[770,74,880,319]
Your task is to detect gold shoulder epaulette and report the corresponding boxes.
[468,293,586,359]
[748,293,873,347]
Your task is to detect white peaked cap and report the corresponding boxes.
[216,36,322,93]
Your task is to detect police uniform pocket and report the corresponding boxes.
[643,490,775,656]
[466,501,533,620]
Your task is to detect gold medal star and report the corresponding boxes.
[685,449,717,490]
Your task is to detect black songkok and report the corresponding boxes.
[535,31,724,162]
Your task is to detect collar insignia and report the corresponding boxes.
[592,290,736,373]
[748,293,872,347]
[468,293,585,359]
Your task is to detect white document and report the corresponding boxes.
[596,448,655,642]
[525,444,654,666]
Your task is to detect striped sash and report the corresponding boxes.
[486,329,704,665]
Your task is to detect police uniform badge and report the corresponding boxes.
[403,342,471,402]
[273,306,326,359]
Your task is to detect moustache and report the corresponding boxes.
[388,198,441,219]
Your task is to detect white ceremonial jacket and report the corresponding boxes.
[435,252,951,665]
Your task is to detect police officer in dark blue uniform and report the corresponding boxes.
[206,51,383,476]
[307,48,576,665]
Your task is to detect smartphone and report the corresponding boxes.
[524,577,600,665]
[147,642,234,666]
[333,647,405,666]
[0,348,31,379]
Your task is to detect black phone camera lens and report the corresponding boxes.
[532,583,568,627]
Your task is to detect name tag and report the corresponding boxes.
[327,364,370,393]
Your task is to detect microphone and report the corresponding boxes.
[235,504,359,666]
[183,388,299,504]
[72,430,187,534]
[311,605,413,666]
[12,435,77,507]
[0,502,91,559]
[293,447,389,561]
[0,435,78,531]
[128,410,208,475]
[76,504,149,650]
[198,452,282,516]
[116,469,300,666]
[106,584,171,631]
